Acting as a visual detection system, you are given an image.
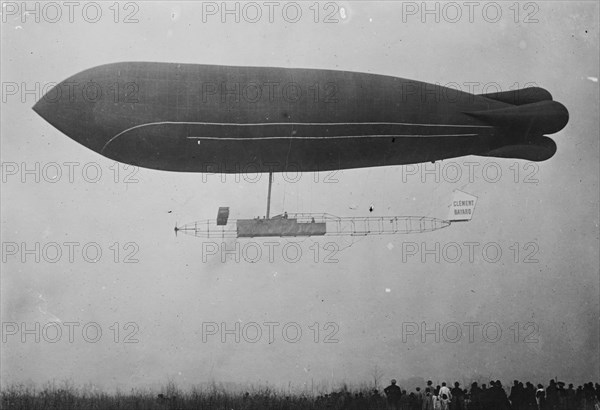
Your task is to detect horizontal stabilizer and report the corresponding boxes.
[466,100,569,135]
[479,87,553,105]
[217,207,230,226]
[484,136,557,162]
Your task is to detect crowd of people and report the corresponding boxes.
[377,378,600,410]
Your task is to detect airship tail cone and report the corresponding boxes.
[483,136,557,162]
[466,100,569,135]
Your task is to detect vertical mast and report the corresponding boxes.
[266,172,273,219]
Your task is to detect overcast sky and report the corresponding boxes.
[1,1,598,393]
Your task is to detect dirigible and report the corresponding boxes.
[33,62,569,173]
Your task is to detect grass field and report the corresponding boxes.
[0,381,390,410]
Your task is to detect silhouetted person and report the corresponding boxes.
[399,390,410,409]
[525,382,537,409]
[439,393,450,410]
[583,382,596,409]
[422,387,434,410]
[439,382,452,402]
[451,382,464,410]
[481,384,491,409]
[565,384,576,409]
[546,380,558,410]
[470,382,482,410]
[370,389,383,408]
[536,384,545,410]
[415,387,424,409]
[510,380,521,409]
[493,380,510,410]
[432,389,440,410]
[355,391,367,409]
[384,379,402,410]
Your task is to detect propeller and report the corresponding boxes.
[174,222,179,237]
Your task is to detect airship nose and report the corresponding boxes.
[33,81,79,131]
[32,95,47,118]
[32,78,108,153]
[32,86,59,124]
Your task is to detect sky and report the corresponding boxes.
[1,1,599,393]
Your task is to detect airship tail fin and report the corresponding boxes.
[482,136,557,162]
[466,100,569,135]
[468,96,567,161]
[478,87,553,105]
